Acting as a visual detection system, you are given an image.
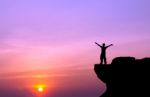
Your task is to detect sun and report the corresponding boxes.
[38,87,44,92]
[34,84,46,93]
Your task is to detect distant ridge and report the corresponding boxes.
[94,57,150,97]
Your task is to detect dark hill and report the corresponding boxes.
[94,57,150,97]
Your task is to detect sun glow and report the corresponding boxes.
[34,84,46,93]
[38,87,44,92]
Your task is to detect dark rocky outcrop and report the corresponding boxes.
[94,57,150,97]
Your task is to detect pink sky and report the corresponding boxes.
[0,0,150,97]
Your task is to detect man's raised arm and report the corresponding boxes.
[95,42,102,47]
[106,44,113,48]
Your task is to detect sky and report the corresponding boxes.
[0,0,150,97]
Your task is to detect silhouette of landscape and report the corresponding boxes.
[94,57,150,97]
[1,0,150,97]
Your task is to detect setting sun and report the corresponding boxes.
[34,84,46,93]
[38,87,44,92]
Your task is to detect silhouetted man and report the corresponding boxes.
[95,42,113,65]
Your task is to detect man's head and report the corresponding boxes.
[102,43,105,47]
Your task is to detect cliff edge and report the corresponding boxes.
[94,57,150,97]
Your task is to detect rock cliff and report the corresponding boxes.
[94,57,150,97]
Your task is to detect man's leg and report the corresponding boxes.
[104,57,107,65]
[100,56,103,64]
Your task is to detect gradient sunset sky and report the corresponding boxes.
[0,0,150,97]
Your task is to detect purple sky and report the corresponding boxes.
[0,0,150,97]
